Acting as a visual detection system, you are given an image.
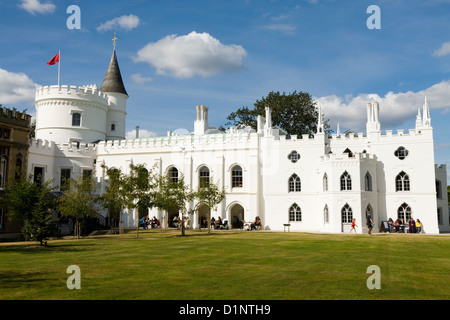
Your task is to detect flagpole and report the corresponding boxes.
[58,50,61,87]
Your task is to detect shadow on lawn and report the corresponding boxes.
[0,270,58,290]
[0,242,97,255]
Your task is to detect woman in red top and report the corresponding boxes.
[350,218,358,234]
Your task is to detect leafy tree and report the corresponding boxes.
[57,175,99,238]
[225,91,330,137]
[193,179,226,234]
[100,165,128,234]
[152,172,193,236]
[123,163,155,238]
[5,172,56,246]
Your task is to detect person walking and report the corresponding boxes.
[367,213,374,235]
[350,218,358,234]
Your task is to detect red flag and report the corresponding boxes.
[47,52,60,65]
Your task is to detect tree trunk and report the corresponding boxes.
[208,211,211,234]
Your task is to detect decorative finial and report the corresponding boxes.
[112,33,117,50]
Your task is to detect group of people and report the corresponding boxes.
[139,215,160,229]
[349,215,423,234]
[209,216,229,229]
[387,217,422,233]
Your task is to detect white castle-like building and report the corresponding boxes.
[28,45,450,234]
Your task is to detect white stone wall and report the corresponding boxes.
[28,94,449,234]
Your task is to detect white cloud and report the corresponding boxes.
[0,68,38,104]
[126,128,157,140]
[131,73,152,84]
[18,0,56,15]
[316,80,450,132]
[432,41,450,57]
[97,14,140,33]
[134,31,247,78]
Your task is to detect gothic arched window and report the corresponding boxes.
[289,203,302,222]
[323,173,328,192]
[340,171,352,191]
[395,171,410,191]
[397,203,411,221]
[231,165,243,188]
[288,174,301,192]
[341,203,353,223]
[199,166,210,187]
[365,172,372,192]
[168,167,179,184]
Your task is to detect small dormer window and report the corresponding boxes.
[72,113,81,126]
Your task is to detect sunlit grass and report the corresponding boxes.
[1,230,449,300]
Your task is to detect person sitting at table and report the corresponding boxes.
[250,216,262,230]
[215,216,222,229]
[394,219,401,233]
[139,217,145,229]
[415,219,422,233]
[172,216,179,228]
[400,219,405,233]
[151,216,157,229]
[408,218,416,233]
[387,218,394,233]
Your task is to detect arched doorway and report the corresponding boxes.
[197,204,210,229]
[230,203,244,229]
[168,208,179,228]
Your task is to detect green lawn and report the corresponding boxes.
[1,230,449,300]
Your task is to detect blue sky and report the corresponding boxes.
[1,0,450,180]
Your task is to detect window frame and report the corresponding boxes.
[72,112,81,127]
[395,171,410,192]
[341,203,353,224]
[168,167,179,184]
[288,174,301,192]
[199,166,210,188]
[397,203,411,222]
[340,171,352,191]
[289,203,302,222]
[231,165,243,188]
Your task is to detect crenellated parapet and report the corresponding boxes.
[0,106,32,127]
[35,84,110,108]
[30,138,98,157]
[98,131,260,154]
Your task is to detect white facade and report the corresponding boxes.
[27,51,449,234]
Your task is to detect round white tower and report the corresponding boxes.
[34,84,109,144]
[34,37,128,144]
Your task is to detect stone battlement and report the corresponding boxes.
[35,84,110,106]
[0,106,32,127]
[98,131,259,154]
[30,138,98,156]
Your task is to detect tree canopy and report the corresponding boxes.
[224,91,330,137]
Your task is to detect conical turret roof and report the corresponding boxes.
[100,49,128,96]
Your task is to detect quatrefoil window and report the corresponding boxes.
[288,150,300,163]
